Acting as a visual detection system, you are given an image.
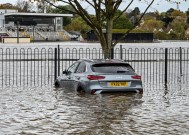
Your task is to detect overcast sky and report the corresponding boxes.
[1,0,189,13]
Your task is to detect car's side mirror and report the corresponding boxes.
[63,70,67,74]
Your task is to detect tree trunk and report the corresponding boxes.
[101,18,114,59]
[43,0,155,59]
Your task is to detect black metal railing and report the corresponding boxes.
[0,45,189,87]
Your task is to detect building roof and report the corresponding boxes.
[3,12,73,17]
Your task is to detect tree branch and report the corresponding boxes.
[114,0,134,21]
[113,0,155,47]
[43,0,77,14]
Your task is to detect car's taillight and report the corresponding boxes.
[131,75,141,80]
[87,75,105,80]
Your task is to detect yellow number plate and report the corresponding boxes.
[109,82,128,87]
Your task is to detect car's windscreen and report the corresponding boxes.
[92,63,135,74]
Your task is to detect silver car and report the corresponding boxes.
[54,59,143,94]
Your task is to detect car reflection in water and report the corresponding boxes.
[54,87,144,134]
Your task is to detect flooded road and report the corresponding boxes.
[0,83,189,135]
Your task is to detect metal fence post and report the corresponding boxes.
[58,45,60,76]
[33,25,35,43]
[120,45,123,60]
[179,47,182,76]
[54,48,57,81]
[165,48,168,84]
[17,22,19,44]
[111,47,114,59]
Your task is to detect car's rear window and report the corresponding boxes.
[92,63,135,74]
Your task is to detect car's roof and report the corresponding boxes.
[79,59,129,65]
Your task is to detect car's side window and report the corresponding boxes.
[76,62,86,73]
[67,62,79,74]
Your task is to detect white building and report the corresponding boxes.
[0,9,72,31]
[0,9,73,42]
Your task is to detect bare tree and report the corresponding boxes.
[16,0,34,12]
[37,0,185,58]
[30,0,57,13]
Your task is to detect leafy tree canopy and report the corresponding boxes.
[113,14,133,29]
[140,19,164,32]
[64,16,91,32]
[170,10,187,18]
[0,3,18,10]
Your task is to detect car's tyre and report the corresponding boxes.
[77,86,85,93]
[54,81,60,88]
[138,89,143,94]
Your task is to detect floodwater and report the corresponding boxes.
[0,40,189,49]
[0,82,189,134]
[0,41,189,134]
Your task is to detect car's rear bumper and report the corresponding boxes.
[90,88,143,94]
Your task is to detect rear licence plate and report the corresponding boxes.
[109,82,128,87]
